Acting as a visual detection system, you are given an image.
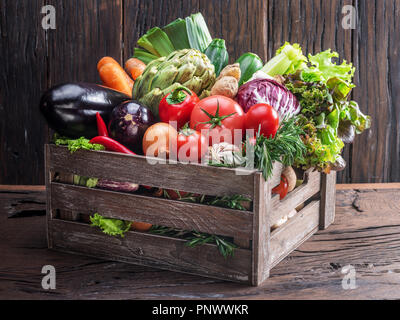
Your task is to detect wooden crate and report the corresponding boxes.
[45,144,336,286]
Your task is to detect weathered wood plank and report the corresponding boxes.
[0,0,48,185]
[252,172,270,285]
[50,219,252,284]
[270,169,321,226]
[1,186,399,299]
[46,0,123,84]
[351,0,399,183]
[320,171,337,230]
[50,182,253,239]
[47,145,256,198]
[269,200,320,268]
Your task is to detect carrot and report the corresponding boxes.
[125,58,147,80]
[98,57,134,97]
[97,57,118,71]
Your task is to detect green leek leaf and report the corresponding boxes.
[163,18,190,50]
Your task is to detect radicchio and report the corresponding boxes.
[236,78,300,120]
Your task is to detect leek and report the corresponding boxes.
[137,31,160,56]
[261,42,307,76]
[133,48,158,64]
[145,27,175,56]
[163,18,190,50]
[186,13,212,52]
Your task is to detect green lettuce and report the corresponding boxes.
[90,213,132,238]
[301,50,355,99]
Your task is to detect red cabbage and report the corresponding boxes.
[236,79,300,120]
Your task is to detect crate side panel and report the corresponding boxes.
[48,145,255,198]
[269,200,320,268]
[51,182,253,239]
[320,172,337,230]
[50,219,252,284]
[270,170,321,226]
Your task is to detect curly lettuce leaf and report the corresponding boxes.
[301,50,355,99]
[261,42,308,76]
[90,213,132,238]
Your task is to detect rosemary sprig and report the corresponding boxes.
[250,116,306,180]
[206,195,251,211]
[185,233,237,259]
[149,226,237,259]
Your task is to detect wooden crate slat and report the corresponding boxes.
[47,144,256,198]
[270,170,321,226]
[320,172,337,230]
[269,200,321,268]
[49,219,252,284]
[251,172,271,286]
[51,182,254,239]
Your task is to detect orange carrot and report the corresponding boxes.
[98,57,133,97]
[125,58,147,81]
[97,57,118,71]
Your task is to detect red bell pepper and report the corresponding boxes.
[159,86,200,130]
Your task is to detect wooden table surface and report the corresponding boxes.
[1,184,399,300]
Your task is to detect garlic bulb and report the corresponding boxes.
[208,142,245,167]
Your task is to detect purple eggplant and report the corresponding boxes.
[108,100,155,154]
[39,83,130,138]
[96,180,139,193]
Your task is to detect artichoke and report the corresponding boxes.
[132,49,216,117]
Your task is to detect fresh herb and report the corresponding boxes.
[54,134,105,153]
[206,195,251,211]
[149,226,237,259]
[186,232,237,259]
[90,213,132,238]
[248,117,306,180]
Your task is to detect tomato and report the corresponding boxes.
[272,175,289,200]
[142,123,178,158]
[177,127,208,163]
[190,95,245,146]
[245,103,279,139]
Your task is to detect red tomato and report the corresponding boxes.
[245,103,279,139]
[272,175,289,200]
[177,128,208,163]
[190,95,245,146]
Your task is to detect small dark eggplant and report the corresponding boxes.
[39,83,130,138]
[108,100,156,154]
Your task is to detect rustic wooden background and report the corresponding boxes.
[0,0,398,185]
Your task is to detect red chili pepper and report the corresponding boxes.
[159,85,200,130]
[96,112,109,137]
[272,175,289,200]
[89,136,136,155]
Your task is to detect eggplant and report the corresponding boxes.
[39,83,130,138]
[109,100,156,154]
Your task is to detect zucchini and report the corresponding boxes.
[204,39,229,77]
[236,52,264,85]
